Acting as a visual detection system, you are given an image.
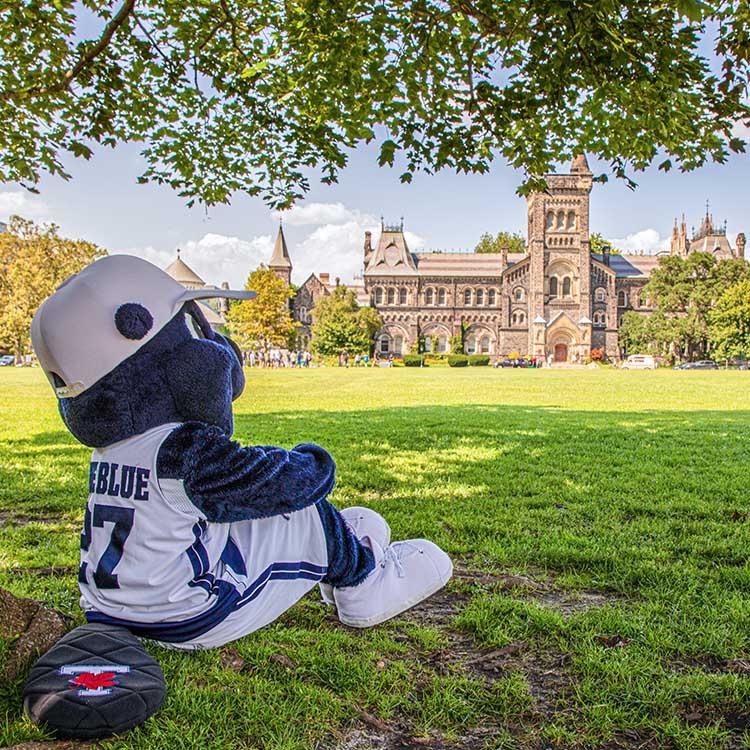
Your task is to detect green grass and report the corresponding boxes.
[0,367,749,749]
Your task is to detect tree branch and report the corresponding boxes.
[0,0,136,102]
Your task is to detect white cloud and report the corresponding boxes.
[0,190,49,220]
[115,232,273,289]
[292,218,426,285]
[609,228,668,255]
[117,202,427,290]
[272,201,360,226]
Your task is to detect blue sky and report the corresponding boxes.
[1,136,749,289]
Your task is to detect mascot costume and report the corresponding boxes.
[23,255,452,738]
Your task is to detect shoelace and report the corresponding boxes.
[381,542,422,578]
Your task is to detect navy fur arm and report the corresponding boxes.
[157,423,336,522]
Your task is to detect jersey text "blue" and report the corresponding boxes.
[89,461,150,501]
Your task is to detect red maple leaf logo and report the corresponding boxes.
[68,671,117,691]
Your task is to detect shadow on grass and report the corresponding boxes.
[1,405,749,749]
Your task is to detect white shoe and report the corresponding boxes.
[319,506,391,606]
[333,539,452,628]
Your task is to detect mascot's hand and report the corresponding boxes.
[157,423,336,522]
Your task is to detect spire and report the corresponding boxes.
[570,153,591,174]
[269,224,292,269]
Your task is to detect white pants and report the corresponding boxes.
[156,503,328,650]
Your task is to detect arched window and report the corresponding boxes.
[476,289,484,305]
[562,277,572,297]
[466,337,477,354]
[399,287,408,305]
[556,210,565,229]
[379,334,390,353]
[425,288,434,305]
[437,288,447,305]
[437,335,448,353]
[386,287,395,305]
[549,277,558,297]
[423,336,433,353]
[511,310,526,326]
[299,306,308,323]
[374,288,383,305]
[480,335,490,354]
[617,290,628,307]
[464,289,472,305]
[488,289,496,306]
[546,211,555,229]
[393,336,403,354]
[513,287,525,302]
[567,211,576,230]
[594,287,606,303]
[593,311,606,326]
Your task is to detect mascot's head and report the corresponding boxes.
[30,255,256,447]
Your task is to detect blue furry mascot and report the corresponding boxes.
[30,255,452,650]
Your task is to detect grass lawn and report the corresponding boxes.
[0,366,749,750]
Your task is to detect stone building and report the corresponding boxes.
[669,208,745,260]
[272,157,744,362]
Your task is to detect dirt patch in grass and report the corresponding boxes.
[0,511,63,528]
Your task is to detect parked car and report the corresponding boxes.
[0,355,14,366]
[674,360,719,370]
[621,354,657,370]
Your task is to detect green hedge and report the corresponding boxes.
[403,355,426,367]
[448,355,469,367]
[468,355,490,366]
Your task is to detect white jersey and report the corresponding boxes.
[79,423,328,648]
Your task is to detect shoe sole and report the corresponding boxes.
[337,561,453,628]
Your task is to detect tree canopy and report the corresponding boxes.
[589,232,621,256]
[709,279,750,360]
[619,252,750,360]
[474,231,525,255]
[0,217,104,361]
[2,1,749,207]
[225,267,295,350]
[311,286,382,357]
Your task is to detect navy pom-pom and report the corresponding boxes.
[115,303,153,340]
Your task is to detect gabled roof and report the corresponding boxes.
[164,252,205,286]
[365,228,419,276]
[269,225,292,269]
[591,252,660,278]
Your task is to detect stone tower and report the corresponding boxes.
[737,233,746,259]
[269,223,292,285]
[526,154,595,363]
[670,215,689,257]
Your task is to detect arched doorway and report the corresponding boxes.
[554,343,568,362]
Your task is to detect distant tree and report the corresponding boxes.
[0,217,104,362]
[709,279,750,360]
[589,233,621,256]
[474,232,526,255]
[311,286,382,357]
[226,267,294,352]
[2,1,748,207]
[642,252,750,359]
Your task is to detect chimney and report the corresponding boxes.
[737,233,746,259]
[364,231,373,263]
[335,276,340,286]
[500,242,508,268]
[603,245,611,266]
[319,272,330,285]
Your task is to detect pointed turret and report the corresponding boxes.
[269,223,292,285]
[164,249,206,290]
[570,153,591,174]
